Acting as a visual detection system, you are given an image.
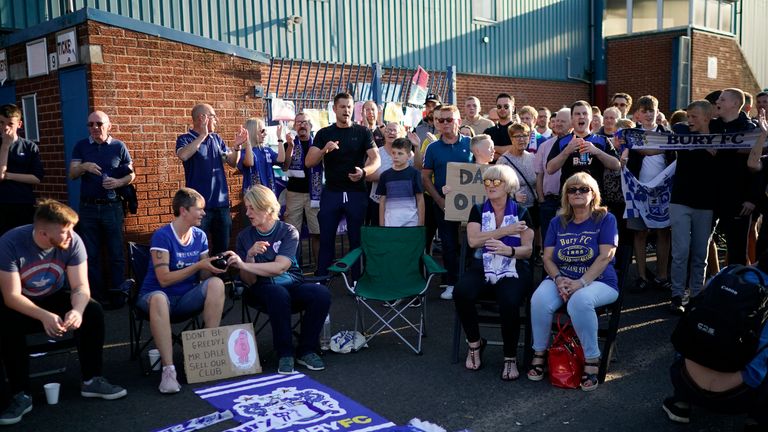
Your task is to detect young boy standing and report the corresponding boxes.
[377,138,425,227]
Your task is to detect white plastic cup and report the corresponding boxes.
[148,349,161,371]
[44,383,60,405]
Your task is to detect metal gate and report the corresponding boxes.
[263,59,456,121]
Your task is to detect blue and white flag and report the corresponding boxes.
[194,373,395,432]
[621,162,676,229]
[622,128,764,150]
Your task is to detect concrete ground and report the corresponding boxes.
[5,258,748,432]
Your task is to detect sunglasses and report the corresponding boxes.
[435,118,455,124]
[511,134,529,140]
[567,186,592,195]
[497,104,510,109]
[87,121,105,127]
[483,179,504,187]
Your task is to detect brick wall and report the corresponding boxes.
[690,31,761,102]
[84,22,265,244]
[606,31,684,115]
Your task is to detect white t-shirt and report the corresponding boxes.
[639,125,666,182]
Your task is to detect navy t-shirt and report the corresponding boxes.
[312,124,375,192]
[176,130,230,208]
[0,137,44,204]
[141,224,209,297]
[72,137,133,200]
[0,225,87,298]
[544,212,619,290]
[547,133,618,194]
[376,166,424,227]
[236,221,303,286]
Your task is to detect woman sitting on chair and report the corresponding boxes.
[454,165,534,380]
[528,172,619,391]
[227,185,331,376]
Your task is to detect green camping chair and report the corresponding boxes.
[329,226,446,354]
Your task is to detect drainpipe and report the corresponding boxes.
[592,0,607,108]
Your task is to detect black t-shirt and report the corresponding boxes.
[670,123,715,210]
[285,139,311,193]
[483,123,512,149]
[546,133,619,195]
[710,112,759,213]
[468,202,533,263]
[313,124,375,192]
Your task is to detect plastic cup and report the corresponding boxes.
[44,383,60,405]
[148,349,161,371]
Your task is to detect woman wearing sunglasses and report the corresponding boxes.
[528,172,619,391]
[453,165,533,381]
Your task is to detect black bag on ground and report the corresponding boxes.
[671,265,768,372]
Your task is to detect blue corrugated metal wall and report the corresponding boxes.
[1,0,591,81]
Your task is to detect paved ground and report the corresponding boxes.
[5,259,749,432]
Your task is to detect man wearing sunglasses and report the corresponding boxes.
[422,105,473,300]
[483,93,516,158]
[610,93,633,119]
[69,111,135,309]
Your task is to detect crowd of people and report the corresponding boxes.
[0,86,767,428]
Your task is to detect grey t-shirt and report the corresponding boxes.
[236,220,303,286]
[0,225,87,298]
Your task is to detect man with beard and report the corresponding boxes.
[306,92,380,279]
[0,199,126,425]
[283,112,321,264]
[484,93,517,158]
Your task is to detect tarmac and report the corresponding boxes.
[5,258,748,432]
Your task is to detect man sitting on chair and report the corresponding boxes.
[0,199,126,426]
[139,188,228,394]
[228,185,331,375]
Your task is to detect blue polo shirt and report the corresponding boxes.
[176,130,230,208]
[423,135,472,194]
[71,136,132,200]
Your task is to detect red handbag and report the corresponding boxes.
[548,317,585,389]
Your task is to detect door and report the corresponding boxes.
[58,66,89,210]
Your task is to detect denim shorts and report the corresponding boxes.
[137,279,211,316]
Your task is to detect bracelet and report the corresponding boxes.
[579,277,588,288]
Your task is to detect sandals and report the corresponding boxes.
[465,338,487,371]
[581,360,600,392]
[501,358,519,381]
[527,352,547,381]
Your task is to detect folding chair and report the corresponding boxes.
[329,226,446,354]
[123,242,202,374]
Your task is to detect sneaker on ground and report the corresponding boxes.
[630,278,649,293]
[0,392,32,426]
[296,353,326,371]
[662,397,690,424]
[654,278,672,291]
[81,376,128,400]
[669,296,686,315]
[440,286,454,300]
[158,368,181,394]
[278,356,296,375]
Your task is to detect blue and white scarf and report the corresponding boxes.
[481,199,522,283]
[621,161,676,228]
[287,136,323,208]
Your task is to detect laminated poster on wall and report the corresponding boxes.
[383,102,404,123]
[327,101,337,125]
[271,98,296,121]
[353,101,364,123]
[302,109,328,132]
[403,106,423,128]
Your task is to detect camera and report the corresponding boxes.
[211,254,229,270]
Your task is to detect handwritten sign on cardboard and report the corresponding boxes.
[444,162,490,222]
[183,324,261,384]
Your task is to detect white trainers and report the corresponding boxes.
[159,366,181,394]
[440,285,454,300]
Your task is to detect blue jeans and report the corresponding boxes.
[245,281,331,358]
[201,206,232,256]
[433,201,460,285]
[76,201,126,301]
[670,204,714,298]
[530,279,618,359]
[136,279,213,316]
[316,190,367,279]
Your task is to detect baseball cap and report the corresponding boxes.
[425,93,441,103]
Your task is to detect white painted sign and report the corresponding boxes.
[707,56,718,79]
[26,38,49,78]
[56,28,78,68]
[0,50,7,85]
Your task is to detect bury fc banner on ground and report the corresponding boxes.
[195,373,395,432]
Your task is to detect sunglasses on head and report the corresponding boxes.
[87,121,104,127]
[435,117,454,124]
[567,186,592,195]
[497,104,510,109]
[483,179,504,187]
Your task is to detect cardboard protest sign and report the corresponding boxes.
[183,324,261,384]
[444,162,490,222]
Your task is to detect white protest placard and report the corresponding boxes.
[444,162,491,222]
[183,324,261,384]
